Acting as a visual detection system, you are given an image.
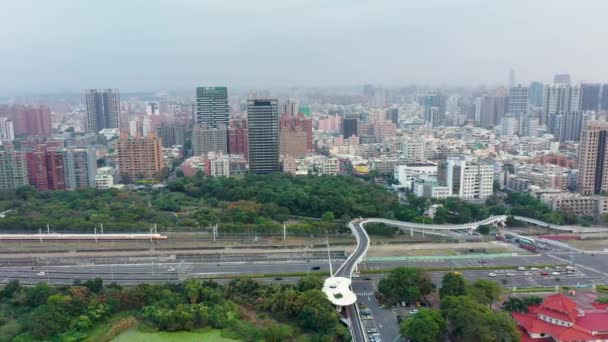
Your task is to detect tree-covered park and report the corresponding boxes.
[0,276,349,341]
[0,173,577,234]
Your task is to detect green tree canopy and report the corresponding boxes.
[439,272,468,298]
[401,308,446,342]
[378,267,432,304]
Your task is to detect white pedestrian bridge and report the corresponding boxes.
[324,215,608,342]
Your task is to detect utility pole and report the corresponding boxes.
[326,237,333,277]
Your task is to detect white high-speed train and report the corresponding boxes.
[0,233,168,241]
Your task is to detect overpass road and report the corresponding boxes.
[333,215,608,342]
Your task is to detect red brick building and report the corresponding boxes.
[25,144,66,191]
[279,113,312,157]
[116,133,163,182]
[513,293,608,342]
[228,119,249,159]
[0,105,52,136]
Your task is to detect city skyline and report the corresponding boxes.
[2,1,608,93]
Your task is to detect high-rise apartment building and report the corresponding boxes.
[476,95,497,127]
[156,123,185,147]
[64,147,97,189]
[228,119,249,159]
[543,84,581,124]
[195,87,229,127]
[422,93,446,127]
[508,85,528,115]
[0,105,52,136]
[580,83,601,111]
[547,111,583,143]
[116,134,163,182]
[577,121,608,196]
[342,118,358,139]
[25,144,67,191]
[601,84,608,111]
[528,82,544,107]
[0,117,14,144]
[192,125,228,156]
[279,113,312,158]
[387,108,399,126]
[247,99,279,174]
[0,148,28,189]
[85,89,121,132]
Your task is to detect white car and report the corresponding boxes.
[552,271,561,276]
[488,273,497,277]
[410,309,419,314]
[530,267,539,271]
[36,271,46,276]
[167,267,176,272]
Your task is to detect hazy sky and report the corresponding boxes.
[2,0,607,92]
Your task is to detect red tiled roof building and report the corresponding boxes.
[513,293,608,342]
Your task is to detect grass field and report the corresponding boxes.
[111,328,240,342]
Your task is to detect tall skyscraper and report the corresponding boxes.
[601,84,608,111]
[578,121,608,196]
[508,85,528,115]
[0,147,28,190]
[387,108,399,126]
[247,99,279,174]
[116,133,164,182]
[0,117,14,144]
[475,95,496,126]
[342,117,358,139]
[195,87,229,127]
[85,89,121,132]
[542,84,581,124]
[547,111,583,143]
[554,74,571,84]
[64,147,97,189]
[422,93,446,127]
[528,82,544,107]
[580,83,601,111]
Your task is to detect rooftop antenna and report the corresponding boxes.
[326,236,333,277]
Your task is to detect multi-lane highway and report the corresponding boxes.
[1,214,608,342]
